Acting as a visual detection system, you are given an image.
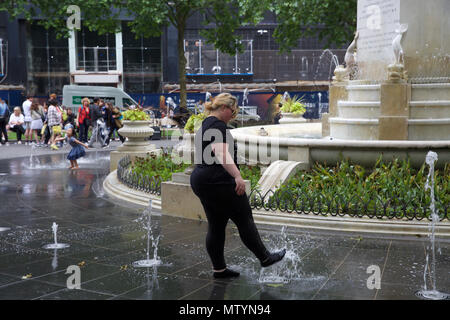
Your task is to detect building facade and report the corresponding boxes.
[0,11,345,98]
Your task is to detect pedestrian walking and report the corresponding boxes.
[190,93,286,279]
[30,98,44,145]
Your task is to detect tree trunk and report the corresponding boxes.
[177,20,187,110]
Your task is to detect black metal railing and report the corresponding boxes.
[117,155,162,196]
[117,154,449,222]
[248,189,449,221]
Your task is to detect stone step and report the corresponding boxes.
[411,83,450,101]
[337,101,380,118]
[410,100,450,119]
[408,118,450,140]
[329,118,379,140]
[346,84,380,102]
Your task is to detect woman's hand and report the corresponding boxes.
[234,176,246,196]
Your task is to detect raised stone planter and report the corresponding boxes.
[117,120,155,152]
[279,113,307,124]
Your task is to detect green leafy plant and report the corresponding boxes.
[184,112,207,133]
[270,157,449,219]
[131,153,189,182]
[240,165,262,190]
[122,109,150,121]
[280,95,307,115]
[131,152,263,190]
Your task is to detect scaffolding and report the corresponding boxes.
[184,39,253,75]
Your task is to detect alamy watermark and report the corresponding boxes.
[366,265,381,290]
[66,265,81,289]
[66,5,81,31]
[172,128,280,167]
[366,5,381,30]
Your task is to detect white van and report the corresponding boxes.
[62,85,139,113]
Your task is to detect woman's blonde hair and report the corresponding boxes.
[204,93,238,118]
[81,97,90,105]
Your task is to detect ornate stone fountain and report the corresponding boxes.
[327,0,450,142]
[231,0,449,170]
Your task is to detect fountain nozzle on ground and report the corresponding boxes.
[42,222,70,249]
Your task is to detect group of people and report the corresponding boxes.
[76,97,125,148]
[0,95,125,150]
[0,94,126,169]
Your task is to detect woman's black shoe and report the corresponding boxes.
[213,268,240,279]
[261,249,286,267]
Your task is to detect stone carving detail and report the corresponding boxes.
[388,24,408,82]
[333,31,359,82]
[345,31,359,78]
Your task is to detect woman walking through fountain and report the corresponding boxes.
[190,93,285,279]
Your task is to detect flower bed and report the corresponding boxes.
[253,158,449,220]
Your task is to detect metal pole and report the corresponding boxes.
[46,31,51,95]
[94,47,98,72]
[199,39,202,74]
[234,47,238,74]
[106,46,109,71]
[249,40,253,74]
[0,39,3,75]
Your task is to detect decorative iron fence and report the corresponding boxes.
[117,154,449,222]
[248,189,449,222]
[117,155,162,196]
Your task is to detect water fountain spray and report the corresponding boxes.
[29,144,41,168]
[416,151,449,300]
[42,222,70,249]
[0,172,11,230]
[257,226,311,285]
[282,91,290,102]
[133,200,163,267]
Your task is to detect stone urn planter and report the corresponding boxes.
[279,112,307,124]
[117,120,155,152]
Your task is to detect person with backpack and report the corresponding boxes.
[87,98,107,148]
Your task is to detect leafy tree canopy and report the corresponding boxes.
[271,0,357,52]
[0,0,357,109]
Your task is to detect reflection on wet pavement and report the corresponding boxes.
[0,152,449,300]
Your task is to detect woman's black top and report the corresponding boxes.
[193,116,238,185]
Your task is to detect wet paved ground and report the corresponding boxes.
[0,151,449,300]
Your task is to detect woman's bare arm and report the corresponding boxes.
[212,142,245,195]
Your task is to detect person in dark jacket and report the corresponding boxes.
[88,98,106,148]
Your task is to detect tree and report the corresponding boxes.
[270,0,357,52]
[0,0,268,113]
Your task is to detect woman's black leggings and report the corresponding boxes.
[191,183,270,270]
